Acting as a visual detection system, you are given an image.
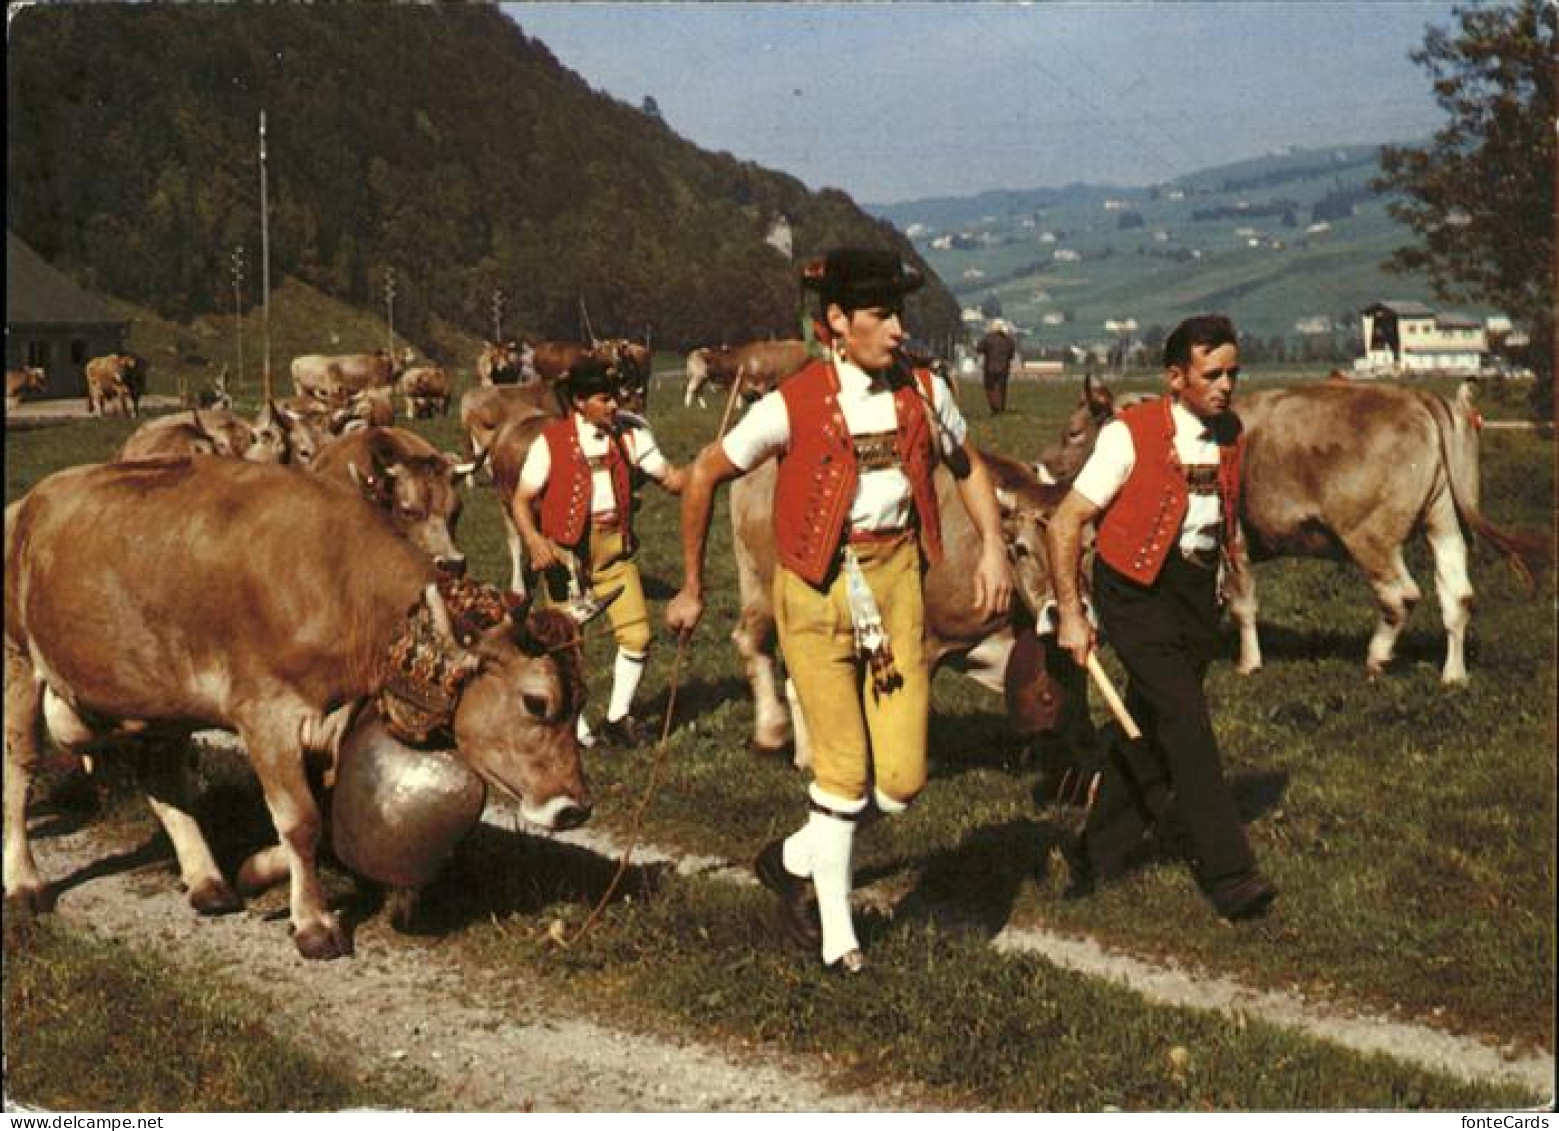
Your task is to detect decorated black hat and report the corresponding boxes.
[564,356,619,399]
[801,248,925,308]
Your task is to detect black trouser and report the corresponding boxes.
[1084,554,1255,885]
[983,368,1008,414]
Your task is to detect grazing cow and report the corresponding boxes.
[4,458,595,958]
[477,339,533,386]
[348,386,397,428]
[684,339,810,408]
[398,365,453,419]
[6,367,47,407]
[1035,377,1547,683]
[291,348,415,401]
[729,450,1090,766]
[85,354,145,418]
[119,405,304,464]
[310,426,478,574]
[459,383,562,461]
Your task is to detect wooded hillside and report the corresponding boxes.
[7,5,959,351]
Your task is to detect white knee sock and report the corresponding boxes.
[606,648,646,723]
[576,712,597,747]
[810,810,860,965]
[784,785,867,965]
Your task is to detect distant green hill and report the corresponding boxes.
[6,5,958,355]
[867,146,1480,359]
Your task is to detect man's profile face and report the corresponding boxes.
[574,390,619,429]
[828,301,905,371]
[1169,342,1239,420]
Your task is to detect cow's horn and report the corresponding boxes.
[425,583,482,674]
[994,486,1017,515]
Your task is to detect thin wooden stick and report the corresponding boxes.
[1085,650,1141,740]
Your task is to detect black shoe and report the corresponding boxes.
[754,838,820,948]
[1059,834,1096,900]
[600,714,647,748]
[1206,871,1278,921]
[824,948,865,975]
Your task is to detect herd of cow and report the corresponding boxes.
[3,339,1547,960]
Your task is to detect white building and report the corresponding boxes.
[1361,301,1486,374]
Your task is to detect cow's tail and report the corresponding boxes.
[1426,385,1550,592]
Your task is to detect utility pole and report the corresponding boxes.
[492,288,505,343]
[231,245,245,394]
[259,110,273,403]
[385,267,398,354]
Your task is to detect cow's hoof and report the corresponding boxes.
[188,877,244,916]
[4,885,57,917]
[386,886,423,933]
[748,738,793,760]
[294,917,354,960]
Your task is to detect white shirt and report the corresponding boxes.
[520,411,669,517]
[1071,398,1224,557]
[721,358,967,534]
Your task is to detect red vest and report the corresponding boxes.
[1095,396,1244,584]
[772,358,943,587]
[537,416,634,549]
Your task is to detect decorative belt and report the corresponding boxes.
[1183,463,1220,496]
[847,525,910,546]
[852,430,901,473]
[586,454,612,472]
[592,511,622,531]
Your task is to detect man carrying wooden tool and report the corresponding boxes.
[1046,313,1277,921]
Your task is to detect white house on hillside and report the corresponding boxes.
[1361,301,1487,374]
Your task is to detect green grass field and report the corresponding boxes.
[3,367,1553,1109]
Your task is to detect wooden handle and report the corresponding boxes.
[715,370,747,440]
[1085,651,1142,740]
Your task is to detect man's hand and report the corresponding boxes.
[665,588,705,635]
[972,537,1014,621]
[526,534,564,573]
[1055,607,1095,669]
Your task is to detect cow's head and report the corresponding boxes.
[1035,372,1115,486]
[432,587,597,831]
[350,430,468,576]
[987,454,1070,621]
[246,403,294,463]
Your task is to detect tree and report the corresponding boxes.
[1374,0,1556,414]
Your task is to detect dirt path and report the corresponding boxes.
[21,821,916,1113]
[16,803,1553,1109]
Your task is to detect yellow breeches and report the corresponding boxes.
[588,528,651,654]
[537,527,651,654]
[773,534,928,805]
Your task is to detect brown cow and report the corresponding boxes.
[728,450,1090,767]
[6,367,47,407]
[529,339,648,411]
[4,458,595,958]
[85,354,145,417]
[310,426,477,574]
[684,339,810,408]
[487,413,559,597]
[291,348,415,401]
[459,383,562,461]
[1034,377,1547,683]
[398,365,453,419]
[119,406,302,463]
[477,339,532,386]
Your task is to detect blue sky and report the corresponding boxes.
[503,1,1462,204]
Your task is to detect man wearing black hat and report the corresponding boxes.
[667,248,1013,973]
[1046,314,1276,921]
[513,357,685,748]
